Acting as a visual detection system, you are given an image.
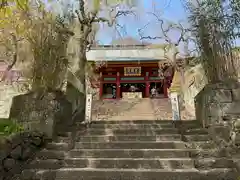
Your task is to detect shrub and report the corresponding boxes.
[0,118,24,137]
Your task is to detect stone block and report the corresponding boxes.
[9,89,72,138]
[234,119,240,130]
[211,89,232,103]
[233,132,240,145]
[208,125,231,143]
[224,102,240,115]
[232,88,240,101]
[10,145,22,159]
[207,116,223,126]
[208,103,223,117]
[3,158,17,170]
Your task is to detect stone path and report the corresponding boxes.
[92,98,195,121]
[107,99,156,121]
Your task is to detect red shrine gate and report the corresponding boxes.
[91,61,174,99]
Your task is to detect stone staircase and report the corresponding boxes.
[18,120,239,180]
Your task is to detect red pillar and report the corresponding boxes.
[116,72,121,99]
[163,79,168,98]
[145,82,150,98]
[145,72,150,98]
[99,72,103,99]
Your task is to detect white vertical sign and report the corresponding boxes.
[85,94,93,123]
[170,92,181,121]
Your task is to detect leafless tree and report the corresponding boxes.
[70,0,135,95]
[138,12,194,92]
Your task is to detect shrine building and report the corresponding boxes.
[86,38,184,99]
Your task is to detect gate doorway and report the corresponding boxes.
[102,83,117,99]
[149,82,164,98]
[120,83,146,98]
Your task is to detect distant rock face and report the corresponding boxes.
[9,90,72,138]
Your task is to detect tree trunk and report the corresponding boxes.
[77,38,87,95]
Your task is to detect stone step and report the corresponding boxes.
[56,135,183,143]
[189,150,217,158]
[26,158,195,170]
[89,123,202,129]
[79,135,182,142]
[56,128,182,137]
[75,128,208,136]
[68,149,193,158]
[22,168,238,180]
[194,158,236,169]
[56,127,207,138]
[183,128,208,135]
[56,131,73,137]
[90,120,199,125]
[77,128,180,136]
[26,159,63,169]
[183,135,210,142]
[35,150,66,160]
[89,123,175,129]
[55,135,212,143]
[26,158,237,170]
[45,143,69,151]
[74,141,186,149]
[187,141,216,149]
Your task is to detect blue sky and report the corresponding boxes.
[96,0,188,44]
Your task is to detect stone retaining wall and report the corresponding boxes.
[0,131,46,180]
[195,81,240,149]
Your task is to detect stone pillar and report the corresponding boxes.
[99,72,103,99]
[195,81,240,147]
[145,72,149,98]
[116,72,121,99]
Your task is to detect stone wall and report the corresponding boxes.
[0,82,28,119]
[195,81,240,149]
[0,131,46,180]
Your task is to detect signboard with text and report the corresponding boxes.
[85,94,93,123]
[170,92,181,121]
[124,67,141,76]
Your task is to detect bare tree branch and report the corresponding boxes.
[138,12,189,47]
[93,10,134,26]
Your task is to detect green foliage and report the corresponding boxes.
[0,119,24,136]
[186,0,238,83]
